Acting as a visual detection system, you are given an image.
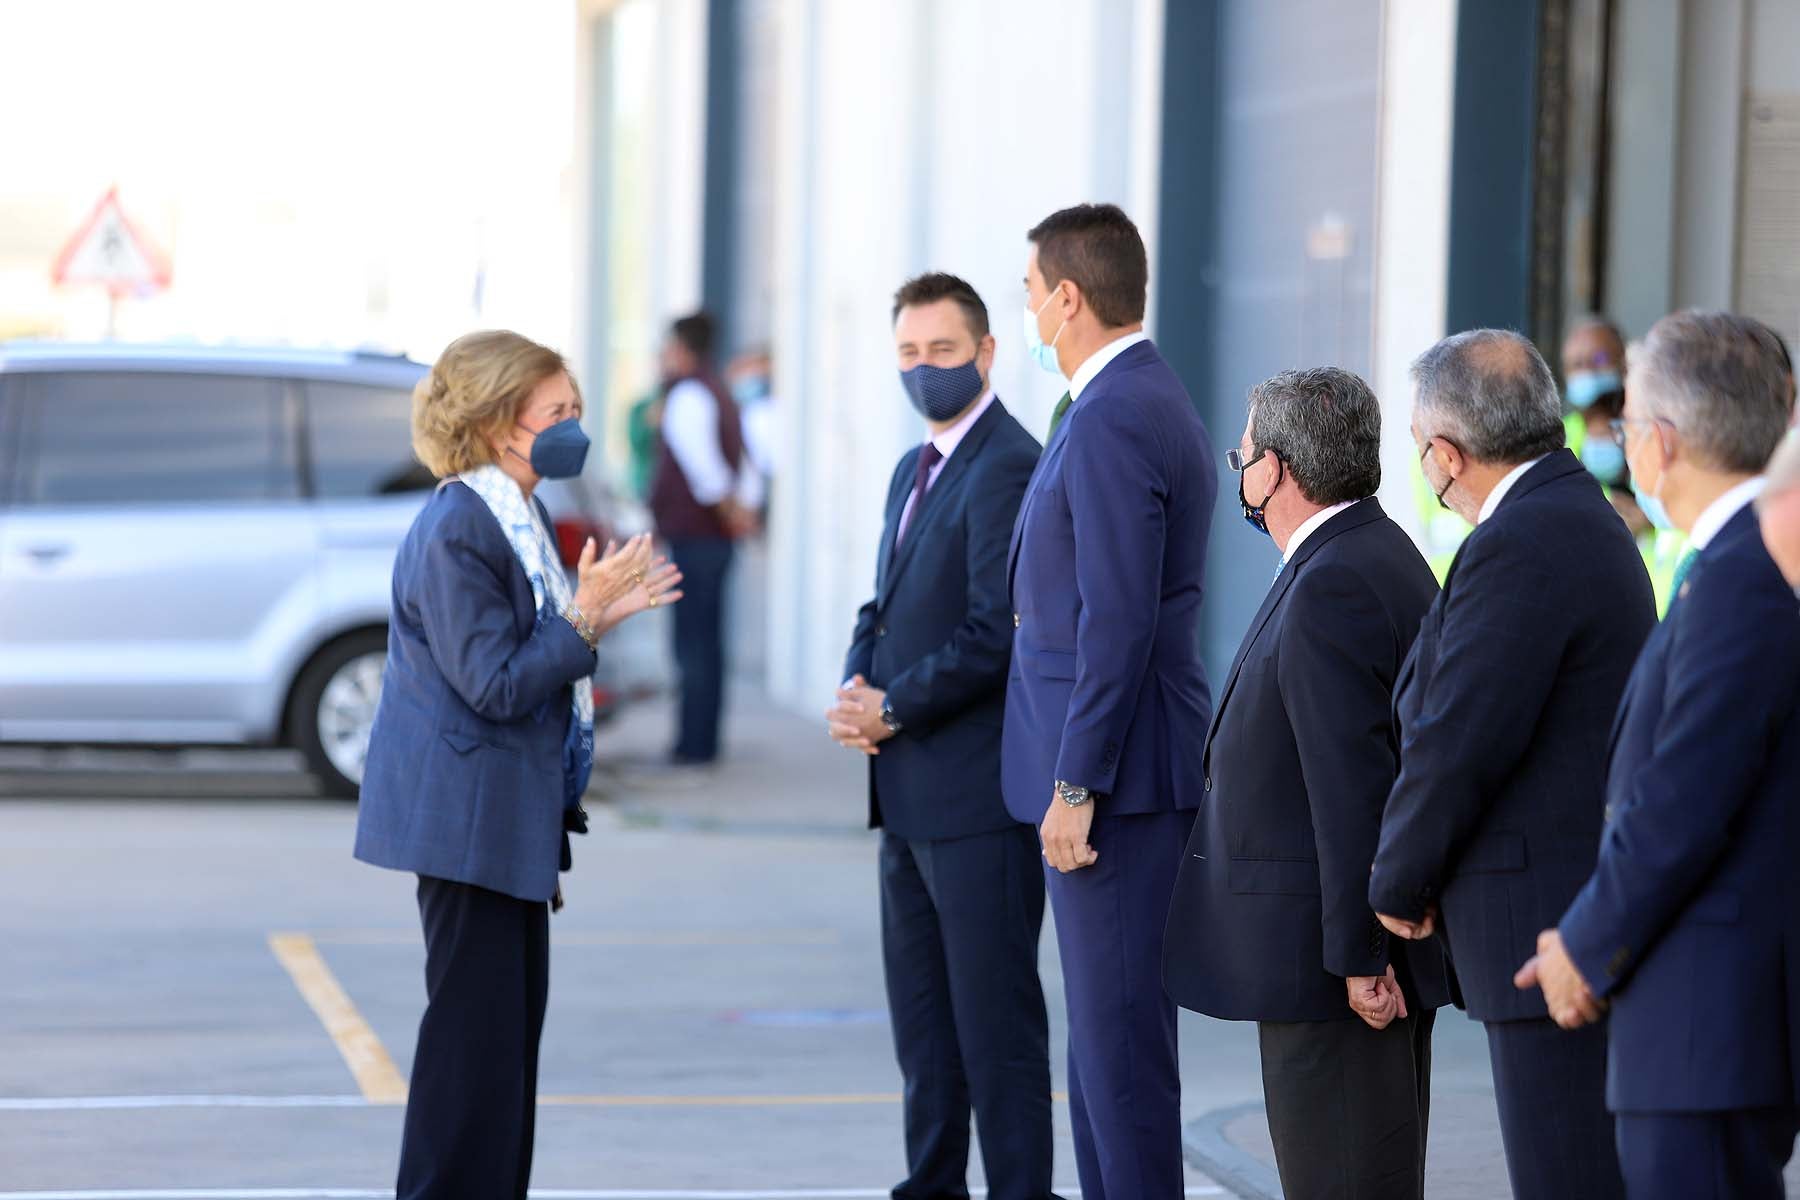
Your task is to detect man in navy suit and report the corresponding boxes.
[1163,368,1449,1199]
[827,272,1054,1200]
[1369,329,1655,1200]
[1004,203,1217,1200]
[1517,312,1800,1199]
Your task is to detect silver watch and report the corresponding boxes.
[880,702,904,735]
[1055,780,1092,807]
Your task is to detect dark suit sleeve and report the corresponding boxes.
[1056,399,1167,794]
[1278,562,1398,979]
[1369,528,1566,919]
[842,456,914,684]
[882,450,1034,733]
[414,524,598,724]
[1558,557,1800,998]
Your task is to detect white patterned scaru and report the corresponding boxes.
[453,463,595,801]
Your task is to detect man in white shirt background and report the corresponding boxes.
[649,312,763,767]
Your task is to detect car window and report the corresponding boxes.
[21,372,299,505]
[305,380,434,497]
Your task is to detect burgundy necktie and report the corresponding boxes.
[897,442,944,546]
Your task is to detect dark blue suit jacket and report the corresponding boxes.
[1369,450,1656,1021]
[1560,504,1800,1112]
[354,481,596,903]
[1001,339,1217,822]
[842,400,1042,842]
[1165,500,1452,1021]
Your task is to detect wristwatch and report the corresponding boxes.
[879,701,904,735]
[1055,780,1092,807]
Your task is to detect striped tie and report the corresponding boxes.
[1048,391,1073,440]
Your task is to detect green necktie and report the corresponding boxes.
[1669,547,1700,600]
[1048,391,1073,440]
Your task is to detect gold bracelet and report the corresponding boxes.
[563,603,599,649]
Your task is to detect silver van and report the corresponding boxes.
[0,344,641,796]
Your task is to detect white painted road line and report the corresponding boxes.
[0,1095,369,1111]
[0,1191,1228,1199]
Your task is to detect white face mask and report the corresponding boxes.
[1023,289,1067,376]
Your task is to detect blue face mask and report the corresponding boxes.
[732,375,770,406]
[514,416,591,479]
[1023,290,1067,376]
[1566,371,1622,411]
[899,358,984,422]
[1580,438,1627,485]
[1632,479,1674,531]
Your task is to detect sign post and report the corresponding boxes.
[50,187,172,338]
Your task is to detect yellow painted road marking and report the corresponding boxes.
[308,929,840,947]
[267,933,408,1104]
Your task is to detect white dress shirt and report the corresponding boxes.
[1280,499,1360,565]
[897,390,995,543]
[1687,477,1767,551]
[1477,454,1551,524]
[1067,330,1150,404]
[662,379,766,509]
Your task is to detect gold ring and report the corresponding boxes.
[648,596,659,608]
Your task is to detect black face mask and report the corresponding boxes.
[1238,453,1283,536]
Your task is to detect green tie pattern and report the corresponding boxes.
[1048,391,1073,440]
[1669,548,1700,600]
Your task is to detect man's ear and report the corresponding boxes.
[976,333,997,376]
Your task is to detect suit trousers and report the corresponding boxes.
[668,536,734,763]
[1615,1107,1798,1200]
[1258,1008,1436,1200]
[880,825,1054,1200]
[397,875,550,1200]
[1046,808,1193,1200]
[1485,1017,1624,1200]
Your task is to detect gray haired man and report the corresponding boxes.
[1369,330,1654,1200]
[1164,368,1451,1198]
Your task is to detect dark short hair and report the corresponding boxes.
[1634,310,1792,473]
[1248,368,1382,505]
[1027,203,1148,328]
[1412,329,1566,464]
[670,312,716,360]
[891,272,990,340]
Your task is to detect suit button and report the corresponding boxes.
[1204,776,1212,792]
[877,626,888,637]
[1013,613,1021,628]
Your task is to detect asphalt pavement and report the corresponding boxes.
[0,689,1712,1199]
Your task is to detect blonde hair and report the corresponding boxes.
[411,330,580,477]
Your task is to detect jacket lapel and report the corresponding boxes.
[882,403,1003,604]
[874,450,916,597]
[1008,412,1072,597]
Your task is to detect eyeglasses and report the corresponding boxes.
[1609,416,1668,444]
[1226,448,1267,473]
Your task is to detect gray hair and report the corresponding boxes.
[1632,311,1791,473]
[1248,367,1382,505]
[1410,329,1565,464]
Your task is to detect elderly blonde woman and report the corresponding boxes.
[355,330,681,1199]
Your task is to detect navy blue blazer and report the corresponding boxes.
[354,481,597,903]
[1560,504,1800,1112]
[1001,339,1218,822]
[1369,450,1656,1021]
[842,400,1042,842]
[1165,500,1452,1021]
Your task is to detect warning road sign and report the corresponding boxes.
[51,187,172,294]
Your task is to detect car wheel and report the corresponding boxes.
[289,630,388,799]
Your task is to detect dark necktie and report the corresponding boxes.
[1048,391,1073,440]
[897,442,944,546]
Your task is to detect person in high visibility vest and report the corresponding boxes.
[1562,317,1687,615]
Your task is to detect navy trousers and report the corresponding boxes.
[880,825,1055,1200]
[397,875,550,1200]
[1485,1017,1624,1200]
[1616,1107,1798,1200]
[1045,808,1193,1200]
[667,536,734,763]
